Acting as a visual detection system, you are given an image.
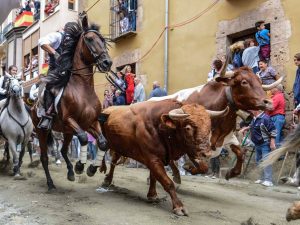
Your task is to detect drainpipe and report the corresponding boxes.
[164,0,169,93]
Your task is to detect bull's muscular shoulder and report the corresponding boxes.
[131,99,182,118]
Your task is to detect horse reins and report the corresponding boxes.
[7,107,30,144]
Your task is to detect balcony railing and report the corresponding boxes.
[110,0,137,41]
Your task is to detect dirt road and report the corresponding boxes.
[0,153,299,225]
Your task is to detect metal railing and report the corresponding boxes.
[109,0,137,40]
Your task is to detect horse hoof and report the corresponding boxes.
[67,172,75,182]
[87,165,97,177]
[47,182,56,191]
[147,195,159,203]
[173,207,189,216]
[75,161,84,174]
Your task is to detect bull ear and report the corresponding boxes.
[161,114,176,129]
[79,11,89,31]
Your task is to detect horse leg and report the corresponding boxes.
[225,144,245,180]
[4,141,10,164]
[147,159,188,216]
[169,160,181,184]
[85,122,110,176]
[17,143,27,174]
[65,117,88,146]
[38,130,56,190]
[7,140,19,176]
[75,144,87,174]
[88,121,108,151]
[60,134,75,181]
[147,171,159,202]
[27,141,33,163]
[102,150,121,187]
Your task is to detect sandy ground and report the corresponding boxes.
[0,152,300,225]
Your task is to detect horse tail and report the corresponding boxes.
[47,132,55,149]
[260,125,300,168]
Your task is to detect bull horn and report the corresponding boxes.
[219,48,232,77]
[262,75,285,91]
[236,110,252,123]
[206,106,229,118]
[168,108,190,119]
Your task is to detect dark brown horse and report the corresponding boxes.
[31,13,112,190]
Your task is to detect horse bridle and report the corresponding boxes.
[81,29,108,73]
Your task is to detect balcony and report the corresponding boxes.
[110,0,137,41]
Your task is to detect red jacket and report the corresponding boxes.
[266,91,285,116]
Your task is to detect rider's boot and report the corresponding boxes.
[38,89,54,130]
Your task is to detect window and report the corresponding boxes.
[110,0,137,41]
[68,0,76,11]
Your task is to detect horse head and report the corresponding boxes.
[79,11,112,72]
[7,77,22,98]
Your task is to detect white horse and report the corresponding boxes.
[0,77,33,176]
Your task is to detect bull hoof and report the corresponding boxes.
[225,168,239,180]
[87,165,97,177]
[172,174,181,184]
[173,206,189,216]
[75,161,84,174]
[67,171,75,182]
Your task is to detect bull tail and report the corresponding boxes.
[99,152,107,174]
[260,125,300,168]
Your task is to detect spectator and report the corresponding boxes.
[207,59,233,82]
[102,90,113,109]
[115,71,126,91]
[119,11,129,33]
[230,41,244,69]
[266,85,285,148]
[31,55,38,68]
[255,20,271,61]
[239,110,276,187]
[133,77,145,103]
[87,132,96,160]
[124,65,135,104]
[128,0,137,31]
[114,89,126,105]
[257,59,279,85]
[293,53,300,107]
[148,81,167,98]
[242,38,260,74]
[25,1,32,12]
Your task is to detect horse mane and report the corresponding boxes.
[43,22,103,90]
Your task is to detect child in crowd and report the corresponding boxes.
[240,109,277,187]
[255,20,271,61]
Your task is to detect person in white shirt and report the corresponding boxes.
[133,77,145,103]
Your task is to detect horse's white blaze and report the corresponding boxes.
[148,85,205,102]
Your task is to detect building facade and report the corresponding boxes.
[85,0,299,104]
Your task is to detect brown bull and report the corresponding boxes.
[100,100,218,216]
[150,66,283,180]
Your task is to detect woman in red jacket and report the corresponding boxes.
[124,65,135,104]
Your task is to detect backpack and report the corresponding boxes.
[232,51,243,68]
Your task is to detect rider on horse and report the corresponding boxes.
[38,24,73,130]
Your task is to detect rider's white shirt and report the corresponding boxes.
[38,32,63,50]
[29,83,39,100]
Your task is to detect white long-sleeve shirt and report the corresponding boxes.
[38,32,63,50]
[29,83,39,100]
[134,82,146,102]
[0,72,12,95]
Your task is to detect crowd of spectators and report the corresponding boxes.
[113,0,137,34]
[16,0,40,20]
